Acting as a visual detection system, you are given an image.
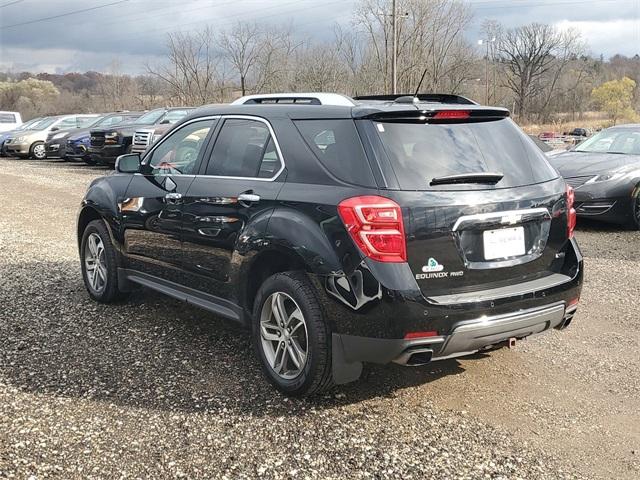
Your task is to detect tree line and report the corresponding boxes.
[0,0,638,125]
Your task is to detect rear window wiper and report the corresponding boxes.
[430,172,504,186]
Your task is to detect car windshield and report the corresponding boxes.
[574,128,640,155]
[136,109,165,125]
[29,117,57,130]
[17,118,41,130]
[161,109,191,124]
[80,116,103,128]
[370,118,558,190]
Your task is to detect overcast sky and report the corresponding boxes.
[0,0,639,74]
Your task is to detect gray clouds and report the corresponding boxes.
[0,0,638,73]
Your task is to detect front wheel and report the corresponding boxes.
[30,142,46,160]
[80,220,128,303]
[252,272,334,397]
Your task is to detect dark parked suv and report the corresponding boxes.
[77,93,583,396]
[89,107,193,166]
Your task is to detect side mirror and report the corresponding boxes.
[115,153,141,173]
[159,119,170,124]
[50,127,59,132]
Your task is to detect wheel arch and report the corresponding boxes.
[77,205,102,250]
[242,247,311,317]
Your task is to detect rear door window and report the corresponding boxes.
[371,118,558,190]
[205,118,283,179]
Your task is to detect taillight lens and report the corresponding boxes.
[566,185,577,238]
[433,110,470,120]
[337,195,407,263]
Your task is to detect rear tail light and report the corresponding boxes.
[566,185,577,238]
[433,110,470,120]
[337,195,406,263]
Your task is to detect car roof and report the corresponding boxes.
[190,101,508,121]
[608,123,640,130]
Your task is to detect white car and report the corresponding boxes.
[0,111,22,133]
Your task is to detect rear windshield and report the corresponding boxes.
[372,118,558,190]
[0,113,16,123]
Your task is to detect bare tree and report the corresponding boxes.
[497,23,584,120]
[146,26,221,105]
[352,0,475,95]
[218,22,263,96]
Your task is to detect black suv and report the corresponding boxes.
[89,107,193,166]
[77,93,583,396]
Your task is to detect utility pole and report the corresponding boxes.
[478,37,496,105]
[391,0,397,94]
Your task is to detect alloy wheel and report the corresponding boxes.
[260,292,309,379]
[84,232,107,293]
[33,143,46,159]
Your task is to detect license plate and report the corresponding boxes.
[483,227,525,260]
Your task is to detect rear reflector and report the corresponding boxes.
[567,296,580,308]
[566,185,577,238]
[404,331,438,340]
[433,110,470,120]
[337,195,406,263]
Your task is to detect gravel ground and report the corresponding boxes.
[0,157,638,479]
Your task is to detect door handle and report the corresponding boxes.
[237,193,260,203]
[165,192,183,203]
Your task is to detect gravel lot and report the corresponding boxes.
[0,157,638,479]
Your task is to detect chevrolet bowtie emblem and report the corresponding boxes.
[501,213,522,224]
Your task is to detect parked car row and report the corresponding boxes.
[0,107,193,165]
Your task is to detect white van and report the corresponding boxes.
[0,111,22,133]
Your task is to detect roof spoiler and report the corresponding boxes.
[354,93,477,105]
[359,108,510,123]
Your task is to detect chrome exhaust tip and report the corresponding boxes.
[393,347,433,366]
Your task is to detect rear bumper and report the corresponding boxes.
[334,300,574,364]
[324,237,583,383]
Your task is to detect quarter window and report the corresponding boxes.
[146,120,214,175]
[206,118,283,178]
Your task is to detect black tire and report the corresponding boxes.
[630,186,640,230]
[84,156,97,166]
[252,271,334,397]
[29,142,46,160]
[80,219,128,303]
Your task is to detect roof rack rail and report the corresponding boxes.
[353,93,477,105]
[230,93,356,107]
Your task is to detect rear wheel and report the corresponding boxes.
[80,220,128,303]
[30,142,46,160]
[630,186,640,230]
[252,272,333,397]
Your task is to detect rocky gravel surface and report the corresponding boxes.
[1,158,638,479]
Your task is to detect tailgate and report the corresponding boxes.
[387,184,569,297]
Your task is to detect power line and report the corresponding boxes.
[469,0,638,9]
[0,0,24,8]
[91,0,346,47]
[1,0,130,29]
